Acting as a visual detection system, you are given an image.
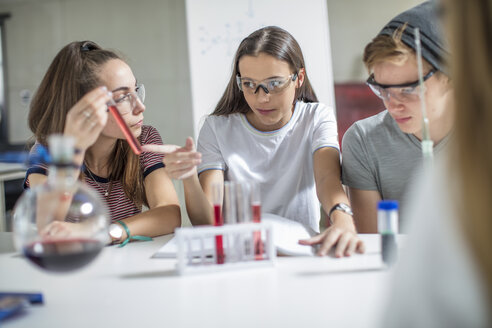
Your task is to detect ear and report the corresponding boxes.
[296,68,305,88]
[435,71,453,93]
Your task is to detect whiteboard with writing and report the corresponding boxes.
[185,0,335,137]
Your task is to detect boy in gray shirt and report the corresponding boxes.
[342,1,454,232]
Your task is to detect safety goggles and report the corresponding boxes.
[112,84,145,114]
[366,69,436,102]
[236,73,297,95]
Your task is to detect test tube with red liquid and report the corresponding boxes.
[250,181,263,260]
[212,183,225,264]
[107,100,142,155]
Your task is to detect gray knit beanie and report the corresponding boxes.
[378,1,449,74]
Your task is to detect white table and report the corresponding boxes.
[0,163,26,231]
[0,233,394,328]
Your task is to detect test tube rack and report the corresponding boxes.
[175,222,276,275]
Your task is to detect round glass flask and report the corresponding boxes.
[13,135,110,272]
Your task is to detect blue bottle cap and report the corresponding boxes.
[378,200,399,210]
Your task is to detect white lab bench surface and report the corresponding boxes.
[0,232,394,328]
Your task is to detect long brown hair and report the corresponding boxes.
[213,26,317,116]
[446,0,492,305]
[28,41,147,208]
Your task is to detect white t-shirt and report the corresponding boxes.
[197,101,340,232]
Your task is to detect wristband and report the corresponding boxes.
[116,220,153,247]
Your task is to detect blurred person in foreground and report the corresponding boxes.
[383,0,491,326]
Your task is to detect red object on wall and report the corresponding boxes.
[334,83,385,146]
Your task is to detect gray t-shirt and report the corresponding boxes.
[341,110,450,219]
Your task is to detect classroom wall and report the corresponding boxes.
[326,0,422,82]
[0,0,422,226]
[0,0,195,225]
[0,0,424,143]
[0,0,193,146]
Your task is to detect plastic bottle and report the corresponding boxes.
[377,200,399,266]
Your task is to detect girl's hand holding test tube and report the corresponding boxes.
[63,86,112,153]
[141,137,202,180]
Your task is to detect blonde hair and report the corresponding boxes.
[363,24,432,73]
[447,0,492,306]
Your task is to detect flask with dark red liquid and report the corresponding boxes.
[13,135,110,272]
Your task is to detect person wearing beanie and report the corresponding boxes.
[382,0,491,325]
[341,1,454,232]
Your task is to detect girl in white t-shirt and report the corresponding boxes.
[144,26,364,257]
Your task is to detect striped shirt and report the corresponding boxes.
[25,125,165,222]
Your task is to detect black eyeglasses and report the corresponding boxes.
[366,68,437,102]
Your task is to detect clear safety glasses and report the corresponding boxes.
[236,73,297,95]
[366,69,436,103]
[113,84,145,114]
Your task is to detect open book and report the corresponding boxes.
[153,213,318,258]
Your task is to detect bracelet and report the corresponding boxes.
[116,220,153,248]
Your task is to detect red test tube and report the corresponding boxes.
[250,181,263,260]
[107,101,142,155]
[212,183,225,264]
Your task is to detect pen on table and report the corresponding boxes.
[0,292,44,304]
[0,292,43,322]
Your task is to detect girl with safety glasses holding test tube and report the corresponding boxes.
[25,41,181,245]
[143,26,365,257]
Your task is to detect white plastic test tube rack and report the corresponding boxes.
[175,221,275,275]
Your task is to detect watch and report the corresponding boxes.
[109,223,123,242]
[328,203,353,224]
